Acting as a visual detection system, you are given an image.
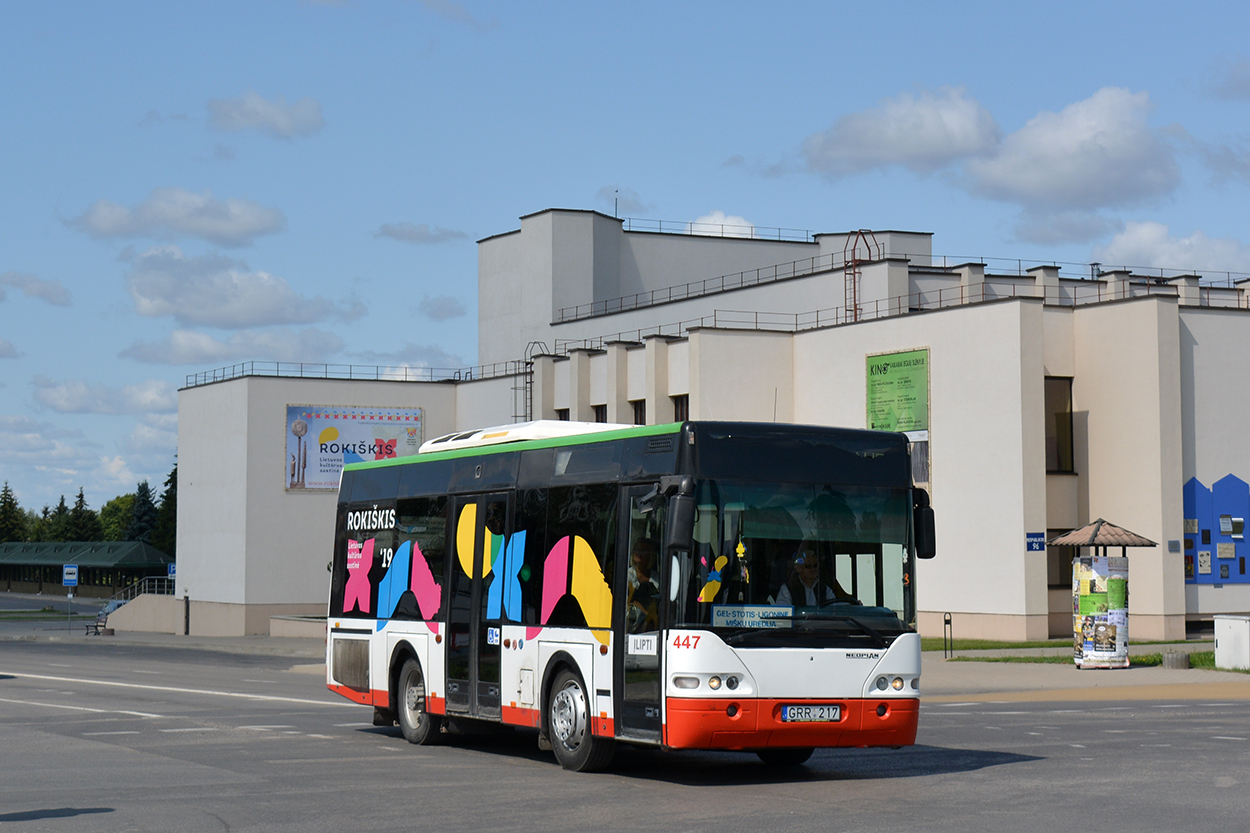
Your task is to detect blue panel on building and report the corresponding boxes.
[1183,475,1250,585]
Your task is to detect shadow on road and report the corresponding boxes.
[359,725,1040,784]
[0,807,114,823]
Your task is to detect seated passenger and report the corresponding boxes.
[626,538,660,631]
[775,550,850,607]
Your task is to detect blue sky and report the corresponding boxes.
[2,0,1249,511]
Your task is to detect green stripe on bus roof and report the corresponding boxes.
[343,421,683,471]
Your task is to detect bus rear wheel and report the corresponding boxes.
[756,747,814,766]
[397,658,442,745]
[548,668,615,772]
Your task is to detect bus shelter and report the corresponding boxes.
[1049,520,1156,669]
[0,541,173,599]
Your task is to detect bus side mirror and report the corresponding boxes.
[666,493,696,553]
[914,488,936,559]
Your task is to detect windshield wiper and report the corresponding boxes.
[753,613,890,648]
[817,596,863,607]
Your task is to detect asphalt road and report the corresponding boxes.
[2,639,1248,832]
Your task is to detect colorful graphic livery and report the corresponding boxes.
[326,420,936,771]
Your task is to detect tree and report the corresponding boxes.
[68,487,104,542]
[46,496,71,542]
[151,463,177,558]
[127,481,158,544]
[0,482,25,543]
[99,494,136,541]
[25,507,50,542]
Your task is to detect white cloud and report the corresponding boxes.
[0,337,19,359]
[32,377,177,415]
[122,419,179,471]
[968,87,1179,209]
[123,245,360,328]
[207,91,325,138]
[376,222,468,244]
[1093,222,1250,275]
[120,327,346,364]
[71,187,285,247]
[0,271,72,305]
[348,343,466,369]
[1013,210,1123,246]
[803,87,999,175]
[689,211,754,238]
[0,415,97,482]
[417,295,466,321]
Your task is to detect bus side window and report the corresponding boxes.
[396,496,449,621]
[515,488,548,626]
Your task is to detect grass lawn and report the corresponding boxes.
[947,651,1228,670]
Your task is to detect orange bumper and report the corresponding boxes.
[664,697,919,750]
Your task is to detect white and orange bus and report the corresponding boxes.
[326,420,935,771]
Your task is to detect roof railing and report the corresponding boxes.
[184,360,531,390]
[552,277,1250,354]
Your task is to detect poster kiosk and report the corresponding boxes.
[1050,520,1157,670]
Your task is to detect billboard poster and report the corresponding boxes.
[1072,555,1130,669]
[866,348,929,432]
[286,405,423,491]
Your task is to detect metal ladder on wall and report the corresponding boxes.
[512,342,549,422]
[843,229,882,323]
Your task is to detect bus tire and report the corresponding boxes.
[547,667,615,772]
[397,658,442,745]
[756,747,814,766]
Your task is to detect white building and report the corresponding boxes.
[163,208,1250,639]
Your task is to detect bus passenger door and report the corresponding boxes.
[613,485,665,742]
[446,493,508,720]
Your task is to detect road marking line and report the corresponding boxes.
[238,725,296,730]
[334,722,373,727]
[1212,736,1247,741]
[0,671,350,707]
[160,727,220,733]
[0,696,162,718]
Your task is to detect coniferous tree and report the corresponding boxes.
[99,494,136,541]
[0,482,25,543]
[68,487,104,542]
[127,481,158,544]
[151,464,177,558]
[26,507,50,542]
[47,496,71,542]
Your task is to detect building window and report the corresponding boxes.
[1045,377,1074,473]
[555,409,569,421]
[671,395,689,422]
[593,404,607,423]
[631,399,646,426]
[1047,529,1076,588]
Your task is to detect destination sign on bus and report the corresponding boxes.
[711,604,792,629]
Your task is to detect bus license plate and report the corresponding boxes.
[780,704,840,722]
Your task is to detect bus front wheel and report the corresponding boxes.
[547,668,615,772]
[397,658,442,745]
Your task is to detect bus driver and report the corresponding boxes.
[775,550,851,607]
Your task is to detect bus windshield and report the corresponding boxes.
[670,479,916,647]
